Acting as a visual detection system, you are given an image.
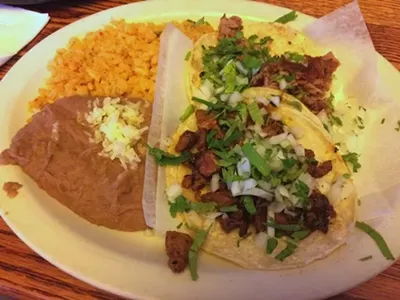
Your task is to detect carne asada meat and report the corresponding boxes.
[165,231,193,273]
[182,171,207,191]
[250,52,340,114]
[201,189,236,207]
[196,110,217,130]
[175,130,198,153]
[304,190,336,233]
[253,198,267,233]
[219,210,245,233]
[304,148,332,178]
[2,181,23,199]
[308,160,333,178]
[262,119,284,138]
[194,151,220,177]
[218,15,243,39]
[194,128,208,152]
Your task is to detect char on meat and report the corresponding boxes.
[219,208,250,237]
[250,52,340,114]
[182,171,207,191]
[304,190,336,233]
[262,119,284,138]
[165,231,193,273]
[253,198,267,233]
[196,110,217,130]
[194,128,208,152]
[175,130,198,153]
[218,15,243,39]
[194,151,220,177]
[308,160,333,178]
[201,189,236,207]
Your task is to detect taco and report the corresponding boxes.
[188,15,340,116]
[164,86,356,270]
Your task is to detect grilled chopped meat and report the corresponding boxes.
[194,151,219,177]
[239,221,250,237]
[218,15,243,39]
[262,119,284,138]
[194,128,208,152]
[165,231,193,273]
[308,160,333,178]
[250,52,340,114]
[175,130,197,153]
[182,171,207,191]
[304,149,316,160]
[253,198,267,233]
[201,190,236,207]
[219,210,244,233]
[304,190,336,233]
[196,110,217,130]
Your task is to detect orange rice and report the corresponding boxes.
[30,19,214,111]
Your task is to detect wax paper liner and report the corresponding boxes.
[142,24,193,230]
[304,0,400,220]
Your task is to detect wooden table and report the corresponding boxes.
[0,0,399,299]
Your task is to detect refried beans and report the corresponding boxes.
[0,96,151,232]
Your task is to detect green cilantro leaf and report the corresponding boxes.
[266,237,278,254]
[243,196,257,215]
[342,152,361,173]
[274,10,298,24]
[188,227,211,281]
[147,145,190,166]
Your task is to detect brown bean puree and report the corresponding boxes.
[0,96,151,232]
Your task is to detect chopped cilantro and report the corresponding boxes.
[342,152,361,173]
[266,237,278,254]
[323,123,330,132]
[219,205,238,212]
[395,121,400,132]
[176,222,183,229]
[274,10,298,24]
[381,118,386,124]
[330,114,343,126]
[359,106,367,112]
[247,102,264,125]
[147,145,190,166]
[359,255,373,262]
[266,220,303,232]
[222,166,243,183]
[242,143,271,177]
[285,52,304,63]
[185,51,191,61]
[282,158,297,169]
[358,199,361,206]
[168,196,217,217]
[275,242,297,261]
[291,230,310,241]
[343,173,351,179]
[223,62,237,94]
[293,180,309,206]
[188,227,210,281]
[243,196,257,215]
[180,104,195,122]
[355,221,394,260]
[242,54,263,69]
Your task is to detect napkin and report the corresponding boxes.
[0,5,50,67]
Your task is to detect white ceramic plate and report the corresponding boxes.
[1,1,400,299]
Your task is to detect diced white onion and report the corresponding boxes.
[166,184,182,201]
[327,177,344,206]
[238,188,274,200]
[232,144,244,156]
[243,178,258,191]
[297,173,316,193]
[275,188,284,203]
[279,139,291,149]
[229,91,244,106]
[211,174,220,192]
[256,96,270,106]
[185,211,203,228]
[143,228,155,237]
[215,86,225,94]
[283,125,290,133]
[255,232,269,249]
[290,126,304,139]
[270,111,281,121]
[270,158,283,171]
[252,67,261,75]
[294,144,305,157]
[284,208,297,217]
[287,134,297,147]
[269,132,288,145]
[279,78,288,90]
[252,124,263,134]
[235,61,248,75]
[260,107,268,116]
[317,109,329,124]
[199,85,212,100]
[257,180,272,191]
[276,150,285,160]
[269,201,286,213]
[220,93,230,102]
[237,157,251,176]
[256,144,266,156]
[231,181,243,196]
[269,96,281,107]
[277,185,290,198]
[203,212,223,228]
